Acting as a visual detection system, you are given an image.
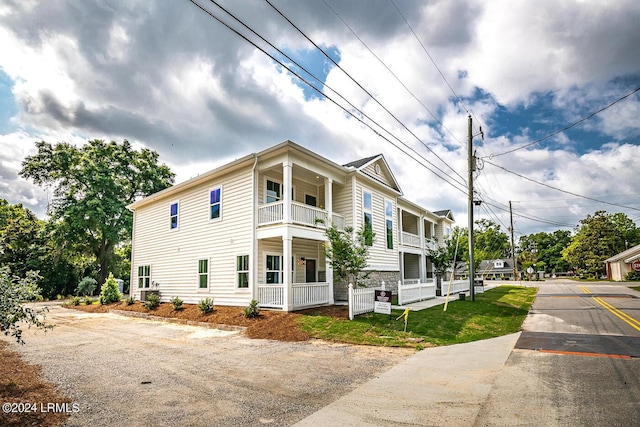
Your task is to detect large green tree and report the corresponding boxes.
[20,140,174,284]
[0,200,76,298]
[518,230,571,274]
[449,219,511,270]
[563,211,640,277]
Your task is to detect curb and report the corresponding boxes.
[108,309,248,332]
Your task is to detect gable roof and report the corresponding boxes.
[434,209,455,221]
[344,154,402,194]
[605,243,640,263]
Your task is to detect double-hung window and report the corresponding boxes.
[385,200,393,249]
[210,187,221,220]
[198,259,209,289]
[363,190,373,246]
[170,202,179,229]
[266,255,282,284]
[237,255,249,288]
[266,180,281,203]
[138,265,150,288]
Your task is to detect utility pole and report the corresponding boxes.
[509,201,518,280]
[468,114,475,302]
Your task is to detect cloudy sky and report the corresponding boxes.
[1,0,639,240]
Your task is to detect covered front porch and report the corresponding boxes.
[255,236,333,311]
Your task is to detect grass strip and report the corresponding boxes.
[298,285,537,349]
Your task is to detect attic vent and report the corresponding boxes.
[375,164,381,174]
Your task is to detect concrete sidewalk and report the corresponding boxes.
[295,332,520,426]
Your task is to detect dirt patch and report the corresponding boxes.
[0,341,70,427]
[66,301,316,341]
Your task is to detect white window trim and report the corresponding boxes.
[236,254,250,289]
[209,186,222,222]
[265,253,283,284]
[197,258,209,290]
[138,265,151,289]
[362,188,373,246]
[169,201,179,230]
[265,177,282,204]
[304,192,318,207]
[384,198,394,250]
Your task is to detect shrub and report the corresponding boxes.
[99,273,122,305]
[71,296,81,306]
[144,293,160,310]
[83,296,93,305]
[244,299,260,318]
[170,296,184,310]
[125,296,135,305]
[56,294,64,300]
[198,297,214,314]
[625,270,640,281]
[76,276,97,296]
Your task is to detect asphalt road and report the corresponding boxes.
[475,279,640,426]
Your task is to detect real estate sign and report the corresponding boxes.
[374,289,392,315]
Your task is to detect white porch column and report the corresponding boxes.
[418,215,426,282]
[283,234,293,311]
[324,177,333,224]
[283,160,292,224]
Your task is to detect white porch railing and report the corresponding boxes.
[401,231,421,247]
[442,279,469,295]
[292,282,330,308]
[256,282,330,310]
[257,202,345,231]
[397,279,435,305]
[348,282,386,320]
[291,202,327,227]
[257,284,284,308]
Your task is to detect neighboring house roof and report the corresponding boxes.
[479,259,516,274]
[605,244,640,263]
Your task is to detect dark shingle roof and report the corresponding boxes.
[343,154,381,169]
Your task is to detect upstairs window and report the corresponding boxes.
[385,200,393,250]
[363,190,373,246]
[210,187,221,220]
[266,180,281,203]
[170,202,179,229]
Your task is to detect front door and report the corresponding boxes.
[305,259,316,283]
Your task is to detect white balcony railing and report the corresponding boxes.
[401,231,421,247]
[257,202,345,231]
[256,282,330,310]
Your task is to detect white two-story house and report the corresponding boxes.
[128,140,454,311]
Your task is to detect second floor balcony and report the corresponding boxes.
[258,201,345,231]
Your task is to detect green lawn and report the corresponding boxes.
[631,286,640,292]
[298,286,537,349]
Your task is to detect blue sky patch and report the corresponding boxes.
[273,45,341,101]
[0,68,17,134]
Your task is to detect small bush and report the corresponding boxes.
[198,297,214,314]
[71,296,81,306]
[83,296,93,305]
[244,299,260,318]
[99,273,122,305]
[56,294,64,300]
[625,270,640,281]
[76,276,97,296]
[144,293,160,310]
[125,296,135,305]
[170,296,184,311]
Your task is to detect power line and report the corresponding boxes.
[488,86,640,158]
[321,0,464,148]
[482,199,575,228]
[187,0,469,196]
[263,0,467,186]
[484,159,640,213]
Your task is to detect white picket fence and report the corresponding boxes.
[348,282,387,320]
[397,279,436,305]
[442,279,469,295]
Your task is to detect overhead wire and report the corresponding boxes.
[263,0,468,186]
[488,86,640,158]
[321,0,464,148]
[484,159,640,213]
[187,0,469,195]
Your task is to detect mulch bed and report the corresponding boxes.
[66,301,351,342]
[0,342,71,427]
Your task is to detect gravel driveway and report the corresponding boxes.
[4,303,412,426]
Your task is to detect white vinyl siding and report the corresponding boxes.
[131,167,253,305]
